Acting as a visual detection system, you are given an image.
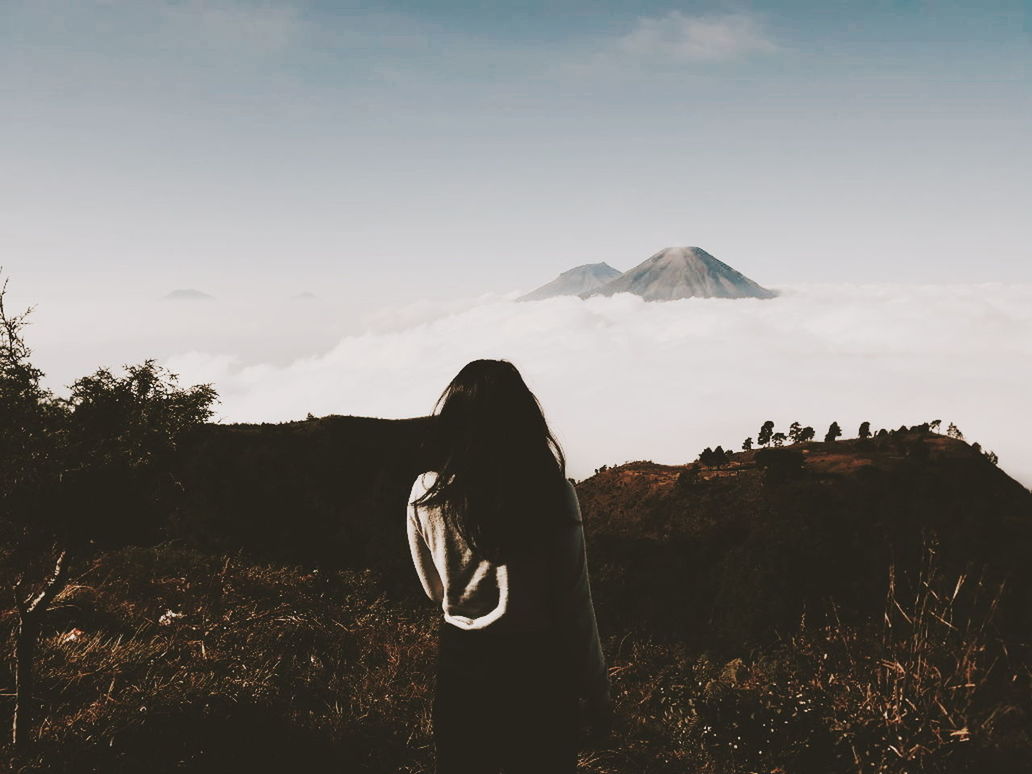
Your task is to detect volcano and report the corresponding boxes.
[517,262,622,301]
[581,246,776,301]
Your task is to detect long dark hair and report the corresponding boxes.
[412,359,575,562]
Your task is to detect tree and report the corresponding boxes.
[0,273,218,749]
[788,422,802,443]
[929,419,942,432]
[754,447,805,483]
[1,276,62,751]
[825,422,842,443]
[984,450,999,466]
[947,422,964,440]
[713,445,727,468]
[798,426,815,442]
[742,437,753,451]
[757,421,775,448]
[771,432,786,448]
[858,421,871,439]
[676,467,699,487]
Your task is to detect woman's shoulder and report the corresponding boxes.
[561,477,582,520]
[409,470,439,502]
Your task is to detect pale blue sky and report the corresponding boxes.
[2,0,1030,311]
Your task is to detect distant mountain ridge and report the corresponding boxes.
[582,246,776,301]
[517,262,622,301]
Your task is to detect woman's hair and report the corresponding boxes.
[412,359,575,562]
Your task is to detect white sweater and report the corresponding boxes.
[406,471,609,703]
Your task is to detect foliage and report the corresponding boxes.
[0,273,218,548]
[698,446,733,468]
[754,447,805,482]
[0,277,61,518]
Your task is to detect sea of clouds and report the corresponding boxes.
[151,283,1032,487]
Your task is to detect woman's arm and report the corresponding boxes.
[407,478,444,603]
[553,482,610,705]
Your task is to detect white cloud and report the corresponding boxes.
[163,283,1032,488]
[617,11,778,63]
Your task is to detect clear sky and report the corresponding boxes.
[3,0,1030,310]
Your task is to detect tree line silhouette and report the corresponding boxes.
[693,418,1000,470]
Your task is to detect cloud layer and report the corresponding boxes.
[617,11,778,63]
[162,283,1032,487]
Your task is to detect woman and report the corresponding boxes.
[407,359,611,774]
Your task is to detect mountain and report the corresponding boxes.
[581,246,776,301]
[517,262,622,301]
[164,288,214,300]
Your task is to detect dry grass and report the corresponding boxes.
[1,545,438,772]
[593,543,1030,774]
[0,542,1028,773]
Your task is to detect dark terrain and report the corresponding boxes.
[1,418,1030,772]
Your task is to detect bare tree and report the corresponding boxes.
[11,551,68,749]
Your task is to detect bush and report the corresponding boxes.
[754,448,805,483]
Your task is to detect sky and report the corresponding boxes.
[2,1,1031,483]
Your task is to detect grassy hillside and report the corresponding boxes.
[579,432,1032,648]
[1,421,1029,772]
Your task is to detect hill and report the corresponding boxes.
[582,246,776,300]
[517,262,622,301]
[1,420,1029,772]
[578,432,1032,645]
